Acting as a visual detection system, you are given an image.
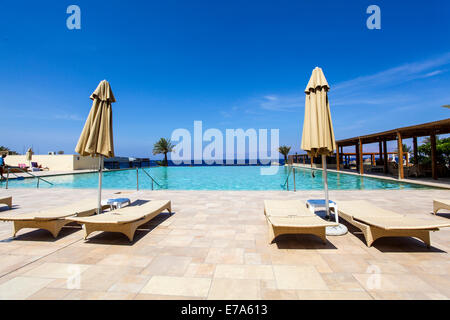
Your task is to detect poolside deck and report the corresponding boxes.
[0,188,449,300]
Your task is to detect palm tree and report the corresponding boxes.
[278,145,291,164]
[395,143,412,153]
[0,146,18,155]
[153,138,175,166]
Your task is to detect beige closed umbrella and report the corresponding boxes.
[75,80,115,214]
[25,148,33,168]
[301,67,346,235]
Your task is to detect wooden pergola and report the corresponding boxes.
[335,118,450,180]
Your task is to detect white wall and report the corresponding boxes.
[5,155,99,171]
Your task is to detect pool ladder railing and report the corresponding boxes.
[135,168,162,190]
[283,166,296,191]
[4,166,54,189]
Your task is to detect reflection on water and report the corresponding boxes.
[1,166,431,191]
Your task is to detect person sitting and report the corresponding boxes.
[0,154,7,180]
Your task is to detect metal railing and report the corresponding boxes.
[135,168,162,190]
[4,166,54,189]
[283,166,296,191]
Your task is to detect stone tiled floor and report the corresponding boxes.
[0,188,449,300]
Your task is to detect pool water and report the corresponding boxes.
[1,166,431,190]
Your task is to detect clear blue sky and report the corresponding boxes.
[1,0,449,158]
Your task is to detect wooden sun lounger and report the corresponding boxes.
[433,199,450,215]
[0,196,12,209]
[264,200,337,244]
[67,200,171,241]
[337,200,450,248]
[0,199,109,238]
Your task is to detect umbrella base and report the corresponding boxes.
[326,224,348,236]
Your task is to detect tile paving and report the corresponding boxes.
[0,188,449,300]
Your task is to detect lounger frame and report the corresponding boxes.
[338,210,434,248]
[12,219,71,238]
[263,201,336,244]
[81,201,172,241]
[10,206,107,238]
[266,221,327,245]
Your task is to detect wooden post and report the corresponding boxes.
[358,139,364,175]
[383,140,388,174]
[378,141,383,164]
[430,133,437,180]
[397,132,404,179]
[336,144,340,171]
[311,156,313,168]
[413,137,418,165]
[371,154,375,166]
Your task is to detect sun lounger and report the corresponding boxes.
[0,196,12,209]
[264,200,337,244]
[0,199,109,238]
[67,200,171,241]
[433,199,450,215]
[337,200,450,248]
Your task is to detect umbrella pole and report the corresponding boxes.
[322,154,331,220]
[97,155,103,215]
[322,154,340,223]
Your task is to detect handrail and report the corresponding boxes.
[282,166,297,191]
[282,166,292,190]
[5,166,54,189]
[135,168,162,190]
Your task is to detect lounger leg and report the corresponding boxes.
[49,226,63,238]
[122,224,137,242]
[82,225,92,240]
[267,223,276,244]
[123,232,135,242]
[317,229,327,245]
[12,222,21,238]
[416,231,431,249]
[6,197,12,208]
[348,219,375,247]
[433,204,439,215]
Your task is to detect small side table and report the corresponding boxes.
[305,199,338,222]
[306,199,348,236]
[101,198,131,211]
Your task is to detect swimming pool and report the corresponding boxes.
[1,166,432,190]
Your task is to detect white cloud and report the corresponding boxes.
[53,114,83,121]
[422,70,444,78]
[333,52,450,92]
[259,95,303,112]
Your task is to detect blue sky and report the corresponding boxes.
[1,0,449,158]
